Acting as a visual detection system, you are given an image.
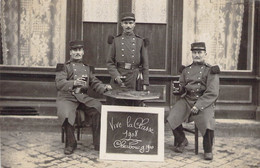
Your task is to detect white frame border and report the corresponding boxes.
[99,105,165,162]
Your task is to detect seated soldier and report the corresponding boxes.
[55,40,112,155]
[167,42,220,160]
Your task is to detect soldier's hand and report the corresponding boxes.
[104,84,112,92]
[114,76,123,85]
[74,78,86,87]
[191,106,199,115]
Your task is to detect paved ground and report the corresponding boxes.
[1,129,260,168]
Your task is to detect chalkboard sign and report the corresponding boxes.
[100,105,164,162]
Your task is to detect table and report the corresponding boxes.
[104,88,160,106]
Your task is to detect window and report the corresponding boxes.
[1,0,66,67]
[182,0,254,71]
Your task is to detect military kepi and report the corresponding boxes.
[191,42,206,51]
[70,40,84,49]
[121,12,135,21]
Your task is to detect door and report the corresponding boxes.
[82,0,183,109]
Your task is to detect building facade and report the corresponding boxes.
[0,0,260,120]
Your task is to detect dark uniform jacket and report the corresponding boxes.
[167,62,220,136]
[56,60,106,125]
[106,32,149,90]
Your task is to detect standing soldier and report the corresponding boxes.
[106,12,149,105]
[56,40,112,155]
[167,42,220,160]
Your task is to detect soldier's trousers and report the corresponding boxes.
[172,125,214,152]
[89,109,101,146]
[172,124,186,146]
[62,108,101,147]
[63,119,76,147]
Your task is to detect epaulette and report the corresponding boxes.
[135,34,149,47]
[143,38,149,47]
[107,35,114,44]
[135,34,142,39]
[89,65,95,73]
[186,63,192,68]
[205,63,212,67]
[179,65,186,73]
[65,60,71,64]
[56,63,64,72]
[211,65,220,74]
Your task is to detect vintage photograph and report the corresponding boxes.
[0,0,260,167]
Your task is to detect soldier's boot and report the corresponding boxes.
[172,125,188,153]
[203,129,214,160]
[64,120,77,155]
[90,109,101,151]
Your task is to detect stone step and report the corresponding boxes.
[1,115,260,137]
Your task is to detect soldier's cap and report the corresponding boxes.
[191,42,206,51]
[121,12,135,21]
[70,40,84,49]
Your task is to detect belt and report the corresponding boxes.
[187,91,203,98]
[117,62,140,70]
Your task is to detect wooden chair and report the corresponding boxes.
[61,107,92,144]
[183,123,199,155]
[173,122,198,155]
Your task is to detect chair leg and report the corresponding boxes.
[62,127,65,143]
[195,125,199,155]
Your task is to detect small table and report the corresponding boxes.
[104,88,160,106]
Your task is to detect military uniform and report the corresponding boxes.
[106,12,149,91]
[167,42,220,159]
[56,60,106,125]
[56,40,108,154]
[167,62,220,135]
[106,32,149,90]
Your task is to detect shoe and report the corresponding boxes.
[173,138,188,153]
[94,145,100,151]
[204,152,213,160]
[64,146,74,155]
[64,142,77,155]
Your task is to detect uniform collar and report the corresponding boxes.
[122,31,135,37]
[70,58,83,63]
[192,61,205,66]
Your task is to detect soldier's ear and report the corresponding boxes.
[144,38,149,47]
[179,65,186,73]
[211,65,220,74]
[107,35,114,44]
